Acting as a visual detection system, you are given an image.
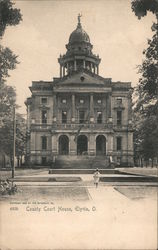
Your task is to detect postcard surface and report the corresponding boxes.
[0,0,157,249]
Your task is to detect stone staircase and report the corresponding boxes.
[53,155,110,169]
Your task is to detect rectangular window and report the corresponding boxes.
[41,136,47,150]
[79,99,84,104]
[62,99,67,104]
[97,111,102,124]
[117,111,122,125]
[116,98,122,105]
[42,157,47,165]
[62,111,67,124]
[97,99,102,104]
[41,97,47,104]
[117,137,122,151]
[79,111,85,124]
[42,110,47,124]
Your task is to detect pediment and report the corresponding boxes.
[54,71,111,87]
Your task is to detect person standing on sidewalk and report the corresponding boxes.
[93,168,100,188]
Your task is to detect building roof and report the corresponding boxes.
[68,15,90,45]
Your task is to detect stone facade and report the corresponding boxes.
[25,16,134,167]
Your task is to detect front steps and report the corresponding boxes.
[54,155,110,169]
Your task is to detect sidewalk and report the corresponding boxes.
[117,167,158,177]
[10,170,158,186]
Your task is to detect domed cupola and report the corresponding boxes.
[68,16,90,45]
[66,14,93,55]
[58,14,101,77]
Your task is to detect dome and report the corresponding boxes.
[68,16,90,44]
[69,26,90,44]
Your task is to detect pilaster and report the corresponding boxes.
[97,65,99,75]
[74,60,77,71]
[107,134,113,155]
[107,94,112,121]
[52,134,58,155]
[60,65,62,77]
[89,134,95,155]
[63,66,65,76]
[71,94,75,122]
[70,134,76,155]
[53,94,57,122]
[83,60,85,68]
[90,93,94,122]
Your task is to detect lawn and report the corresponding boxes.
[0,168,48,180]
[0,186,90,202]
[119,167,158,177]
[114,186,158,200]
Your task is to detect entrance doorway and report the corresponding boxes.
[96,135,106,155]
[77,135,88,155]
[59,135,69,155]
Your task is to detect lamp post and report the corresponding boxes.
[12,106,16,179]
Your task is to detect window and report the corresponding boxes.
[116,98,122,105]
[79,99,84,104]
[79,111,85,123]
[42,110,47,124]
[62,99,67,104]
[117,137,122,151]
[97,99,102,104]
[41,136,47,150]
[42,157,47,165]
[117,111,122,125]
[41,97,47,104]
[62,111,67,124]
[97,111,102,124]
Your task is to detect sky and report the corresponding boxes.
[2,0,155,114]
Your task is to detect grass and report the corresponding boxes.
[119,167,158,177]
[0,168,48,180]
[0,186,90,202]
[114,186,158,200]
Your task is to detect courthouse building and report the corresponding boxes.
[25,16,134,167]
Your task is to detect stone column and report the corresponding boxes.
[90,93,94,122]
[60,65,62,78]
[107,94,112,120]
[94,65,96,74]
[97,65,99,75]
[128,92,132,121]
[71,94,75,122]
[63,66,65,77]
[90,62,92,72]
[66,62,69,74]
[83,60,85,69]
[53,94,57,122]
[74,60,77,71]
